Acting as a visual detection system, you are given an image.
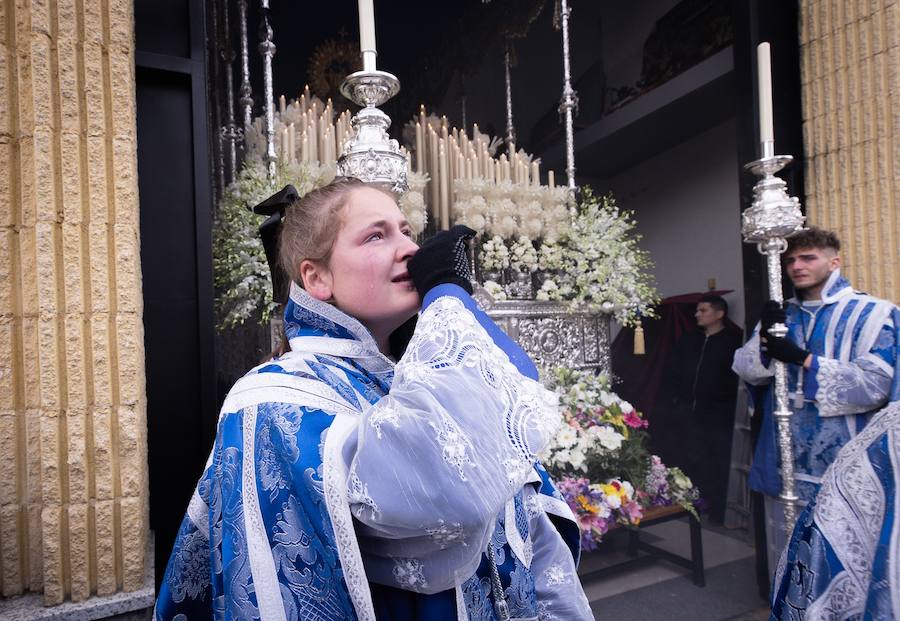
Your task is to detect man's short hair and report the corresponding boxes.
[786,227,841,254]
[698,294,728,317]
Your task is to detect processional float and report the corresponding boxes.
[743,42,805,531]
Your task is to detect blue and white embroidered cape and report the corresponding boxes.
[770,400,900,620]
[154,283,592,620]
[733,270,900,501]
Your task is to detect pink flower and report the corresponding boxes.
[623,409,648,429]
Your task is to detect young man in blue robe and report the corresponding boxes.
[732,227,900,581]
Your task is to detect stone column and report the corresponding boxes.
[0,0,148,606]
[798,0,900,301]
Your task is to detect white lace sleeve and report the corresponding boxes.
[528,489,594,620]
[732,327,774,385]
[342,295,561,593]
[812,355,892,417]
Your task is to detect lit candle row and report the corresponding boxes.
[270,85,354,165]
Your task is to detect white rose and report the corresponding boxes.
[595,426,624,451]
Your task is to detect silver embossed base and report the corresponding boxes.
[474,291,612,377]
[337,70,408,193]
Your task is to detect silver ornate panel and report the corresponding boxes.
[476,293,612,377]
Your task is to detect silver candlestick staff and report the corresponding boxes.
[258,0,277,179]
[742,139,805,533]
[504,40,516,156]
[219,0,239,183]
[238,0,253,136]
[556,0,578,195]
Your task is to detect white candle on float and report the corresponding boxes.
[279,95,286,115]
[439,142,449,230]
[415,122,423,173]
[532,161,540,186]
[358,0,376,71]
[548,170,555,188]
[757,42,774,145]
[289,123,296,163]
[301,132,309,163]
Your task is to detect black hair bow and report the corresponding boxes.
[252,184,298,305]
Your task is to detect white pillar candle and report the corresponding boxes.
[757,42,774,145]
[358,0,376,71]
[548,170,555,188]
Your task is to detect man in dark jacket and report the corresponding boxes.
[664,294,743,523]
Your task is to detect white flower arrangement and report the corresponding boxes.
[535,279,562,301]
[508,236,538,272]
[482,280,507,301]
[538,242,564,271]
[479,235,510,271]
[562,188,659,327]
[398,171,429,237]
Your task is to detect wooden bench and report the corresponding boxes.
[578,505,706,587]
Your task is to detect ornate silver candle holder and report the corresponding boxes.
[338,70,408,193]
[743,146,805,531]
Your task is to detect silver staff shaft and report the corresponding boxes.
[743,150,805,535]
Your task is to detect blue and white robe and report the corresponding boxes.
[770,400,900,620]
[733,270,900,503]
[154,283,592,620]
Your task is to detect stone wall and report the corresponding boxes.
[799,0,900,301]
[0,0,148,606]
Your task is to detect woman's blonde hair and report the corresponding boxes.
[279,177,395,287]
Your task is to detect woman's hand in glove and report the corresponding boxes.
[407,225,476,298]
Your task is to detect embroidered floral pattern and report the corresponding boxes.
[392,558,428,590]
[543,563,572,586]
[425,520,467,550]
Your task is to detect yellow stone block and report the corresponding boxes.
[35,221,60,315]
[21,317,40,408]
[94,498,117,595]
[112,139,139,227]
[66,407,88,504]
[89,223,111,313]
[0,43,9,137]
[118,406,142,497]
[29,39,53,129]
[60,133,83,223]
[41,504,64,605]
[0,317,13,406]
[68,502,90,601]
[17,226,37,313]
[109,55,136,139]
[86,136,109,222]
[37,314,62,409]
[32,131,57,223]
[108,0,133,48]
[0,228,12,314]
[17,137,36,227]
[120,496,145,591]
[65,315,89,410]
[27,503,42,591]
[93,406,113,500]
[0,504,22,596]
[0,412,17,505]
[117,314,145,406]
[39,411,62,505]
[0,142,13,227]
[114,225,140,313]
[62,224,85,314]
[25,409,42,503]
[82,0,104,45]
[91,314,113,406]
[83,44,105,138]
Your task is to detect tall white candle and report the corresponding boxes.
[757,42,774,144]
[358,0,377,71]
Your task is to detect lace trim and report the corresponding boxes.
[815,358,867,415]
[287,283,393,372]
[240,405,288,621]
[505,497,533,569]
[456,584,468,620]
[322,413,376,621]
[186,489,209,540]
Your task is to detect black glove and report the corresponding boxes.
[408,225,476,297]
[759,300,787,338]
[762,335,809,365]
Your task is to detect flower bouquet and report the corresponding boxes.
[540,368,699,548]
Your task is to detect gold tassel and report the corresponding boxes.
[633,322,645,355]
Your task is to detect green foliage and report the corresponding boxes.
[213,159,334,329]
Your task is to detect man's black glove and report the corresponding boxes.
[408,225,476,297]
[762,335,809,365]
[759,300,787,338]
